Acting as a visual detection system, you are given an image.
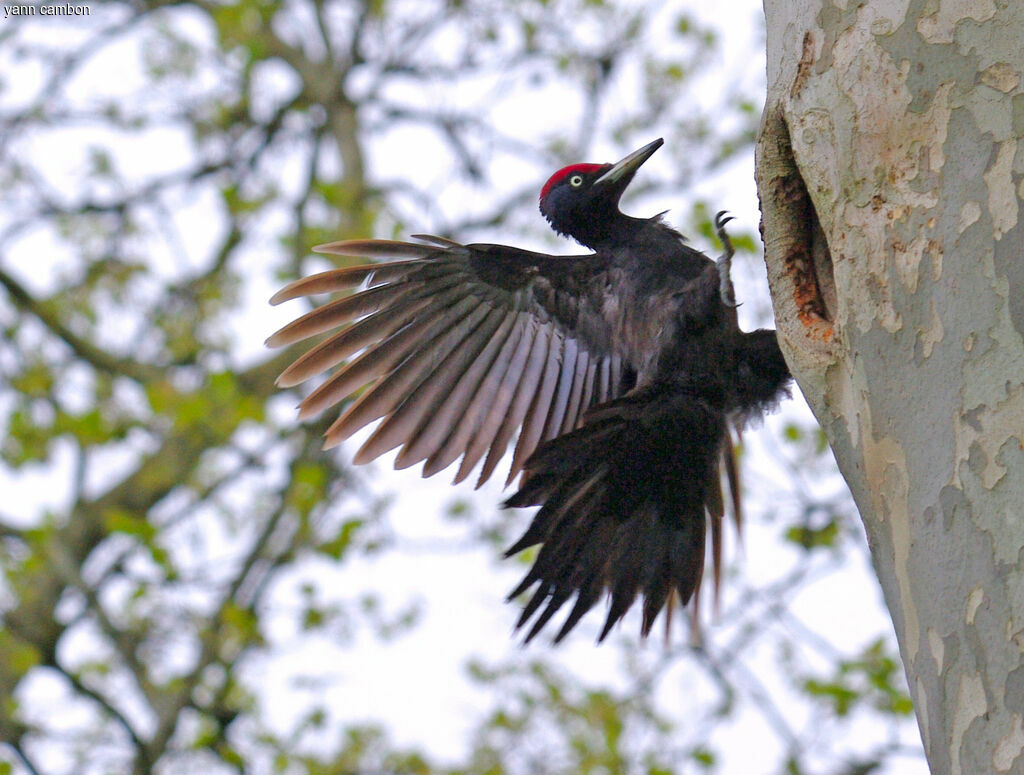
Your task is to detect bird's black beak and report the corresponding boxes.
[594,138,663,193]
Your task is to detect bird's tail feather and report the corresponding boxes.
[504,387,726,643]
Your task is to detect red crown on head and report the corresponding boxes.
[539,163,608,203]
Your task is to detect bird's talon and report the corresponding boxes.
[714,210,737,308]
[714,211,735,249]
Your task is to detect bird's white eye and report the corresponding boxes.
[569,174,584,187]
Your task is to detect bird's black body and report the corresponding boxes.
[268,138,790,643]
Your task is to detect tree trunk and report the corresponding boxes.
[756,2,1024,774]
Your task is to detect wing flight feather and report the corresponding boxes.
[267,237,626,485]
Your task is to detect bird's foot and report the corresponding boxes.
[714,211,739,309]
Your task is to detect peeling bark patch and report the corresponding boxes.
[953,383,1024,489]
[917,0,997,44]
[791,31,816,99]
[892,232,927,292]
[951,672,988,775]
[1007,665,1024,715]
[966,586,985,625]
[957,201,982,234]
[1013,94,1024,137]
[983,141,1019,239]
[994,714,1024,772]
[920,300,945,358]
[917,677,932,752]
[1011,624,1024,655]
[841,202,904,333]
[861,414,918,662]
[834,12,953,194]
[928,237,942,282]
[824,13,954,332]
[928,627,945,672]
[826,357,861,449]
[980,62,1021,94]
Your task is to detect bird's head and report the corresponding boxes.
[539,138,663,249]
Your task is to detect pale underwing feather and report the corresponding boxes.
[402,311,517,472]
[478,324,550,487]
[346,303,494,461]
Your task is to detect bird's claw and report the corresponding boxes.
[714,211,739,309]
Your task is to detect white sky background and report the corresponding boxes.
[0,1,930,773]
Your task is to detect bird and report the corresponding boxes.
[266,138,791,643]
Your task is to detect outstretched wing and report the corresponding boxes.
[267,237,631,486]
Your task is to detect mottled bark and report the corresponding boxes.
[757,2,1024,774]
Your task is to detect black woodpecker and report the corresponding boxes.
[267,138,791,643]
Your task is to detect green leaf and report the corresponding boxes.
[9,361,54,397]
[104,507,155,540]
[690,747,715,768]
[4,407,52,465]
[445,498,472,521]
[288,461,329,517]
[803,678,859,716]
[319,518,364,560]
[0,630,42,676]
[785,519,840,550]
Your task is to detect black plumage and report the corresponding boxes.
[267,138,790,643]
